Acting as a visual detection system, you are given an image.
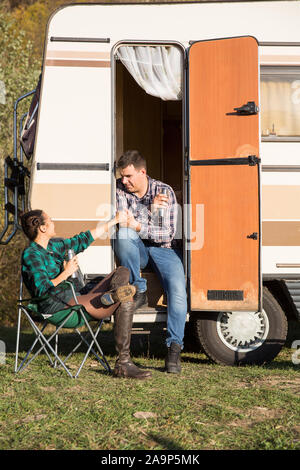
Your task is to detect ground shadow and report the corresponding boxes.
[146,432,185,451]
[2,320,299,370]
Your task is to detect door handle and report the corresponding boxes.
[247,232,258,240]
[227,101,259,116]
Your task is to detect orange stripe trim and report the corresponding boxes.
[262,221,300,246]
[45,59,110,68]
[46,50,110,59]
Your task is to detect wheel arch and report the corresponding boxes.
[263,280,298,321]
[185,286,288,365]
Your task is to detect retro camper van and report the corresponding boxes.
[2,0,300,366]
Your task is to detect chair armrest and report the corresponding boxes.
[18,280,78,305]
[63,280,79,304]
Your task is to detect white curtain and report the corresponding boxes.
[261,77,300,137]
[117,46,182,101]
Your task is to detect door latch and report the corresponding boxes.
[227,101,259,116]
[247,232,258,240]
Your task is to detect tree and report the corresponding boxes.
[0,7,41,325]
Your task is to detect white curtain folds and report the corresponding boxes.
[117,46,183,101]
[261,77,300,137]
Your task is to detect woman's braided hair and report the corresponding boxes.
[20,210,45,241]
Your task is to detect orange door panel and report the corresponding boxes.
[189,36,259,160]
[188,37,261,311]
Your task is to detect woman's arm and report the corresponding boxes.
[90,212,128,240]
[61,212,127,255]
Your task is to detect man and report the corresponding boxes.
[114,150,187,374]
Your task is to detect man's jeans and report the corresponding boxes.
[114,228,187,348]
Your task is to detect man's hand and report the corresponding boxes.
[152,193,169,213]
[115,210,130,225]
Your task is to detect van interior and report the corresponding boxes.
[114,45,185,309]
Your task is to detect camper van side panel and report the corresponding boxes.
[29,17,113,275]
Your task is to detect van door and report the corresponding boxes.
[188,36,261,312]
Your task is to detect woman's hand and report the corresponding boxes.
[51,257,79,287]
[115,210,130,225]
[91,210,141,239]
[63,257,79,277]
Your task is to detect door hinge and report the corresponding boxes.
[248,155,260,166]
[184,149,189,175]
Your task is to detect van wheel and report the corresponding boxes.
[191,287,288,365]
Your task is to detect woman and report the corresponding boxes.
[20,209,151,380]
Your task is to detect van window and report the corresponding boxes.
[261,66,300,141]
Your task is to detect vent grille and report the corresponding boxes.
[207,290,244,301]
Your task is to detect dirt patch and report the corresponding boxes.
[293,426,300,436]
[256,376,300,395]
[235,376,300,395]
[246,406,283,421]
[13,414,47,425]
[39,386,57,393]
[228,406,285,430]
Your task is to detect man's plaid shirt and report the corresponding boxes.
[116,176,178,249]
[21,231,94,298]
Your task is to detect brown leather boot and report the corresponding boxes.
[101,267,136,306]
[113,300,152,379]
[110,266,131,290]
[101,285,136,306]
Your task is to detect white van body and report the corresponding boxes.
[31,1,300,274]
[24,0,300,365]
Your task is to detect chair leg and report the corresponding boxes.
[56,336,83,368]
[53,328,59,369]
[18,311,75,378]
[14,307,22,373]
[55,316,111,378]
[85,322,111,372]
[15,304,111,378]
[76,315,112,377]
[15,311,54,373]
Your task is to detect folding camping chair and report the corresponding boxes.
[15,277,112,378]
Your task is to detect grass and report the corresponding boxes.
[0,321,299,451]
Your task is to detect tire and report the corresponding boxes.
[191,287,288,365]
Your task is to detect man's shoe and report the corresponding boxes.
[133,291,148,310]
[165,342,181,374]
[101,285,136,306]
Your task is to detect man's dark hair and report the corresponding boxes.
[116,150,147,171]
[20,209,45,241]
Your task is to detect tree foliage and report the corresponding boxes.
[0,8,41,155]
[0,5,41,326]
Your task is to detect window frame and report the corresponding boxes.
[260,65,300,142]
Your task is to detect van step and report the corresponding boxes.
[109,307,167,324]
[283,281,300,320]
[134,310,168,323]
[134,306,167,324]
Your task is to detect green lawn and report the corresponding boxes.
[0,322,299,451]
